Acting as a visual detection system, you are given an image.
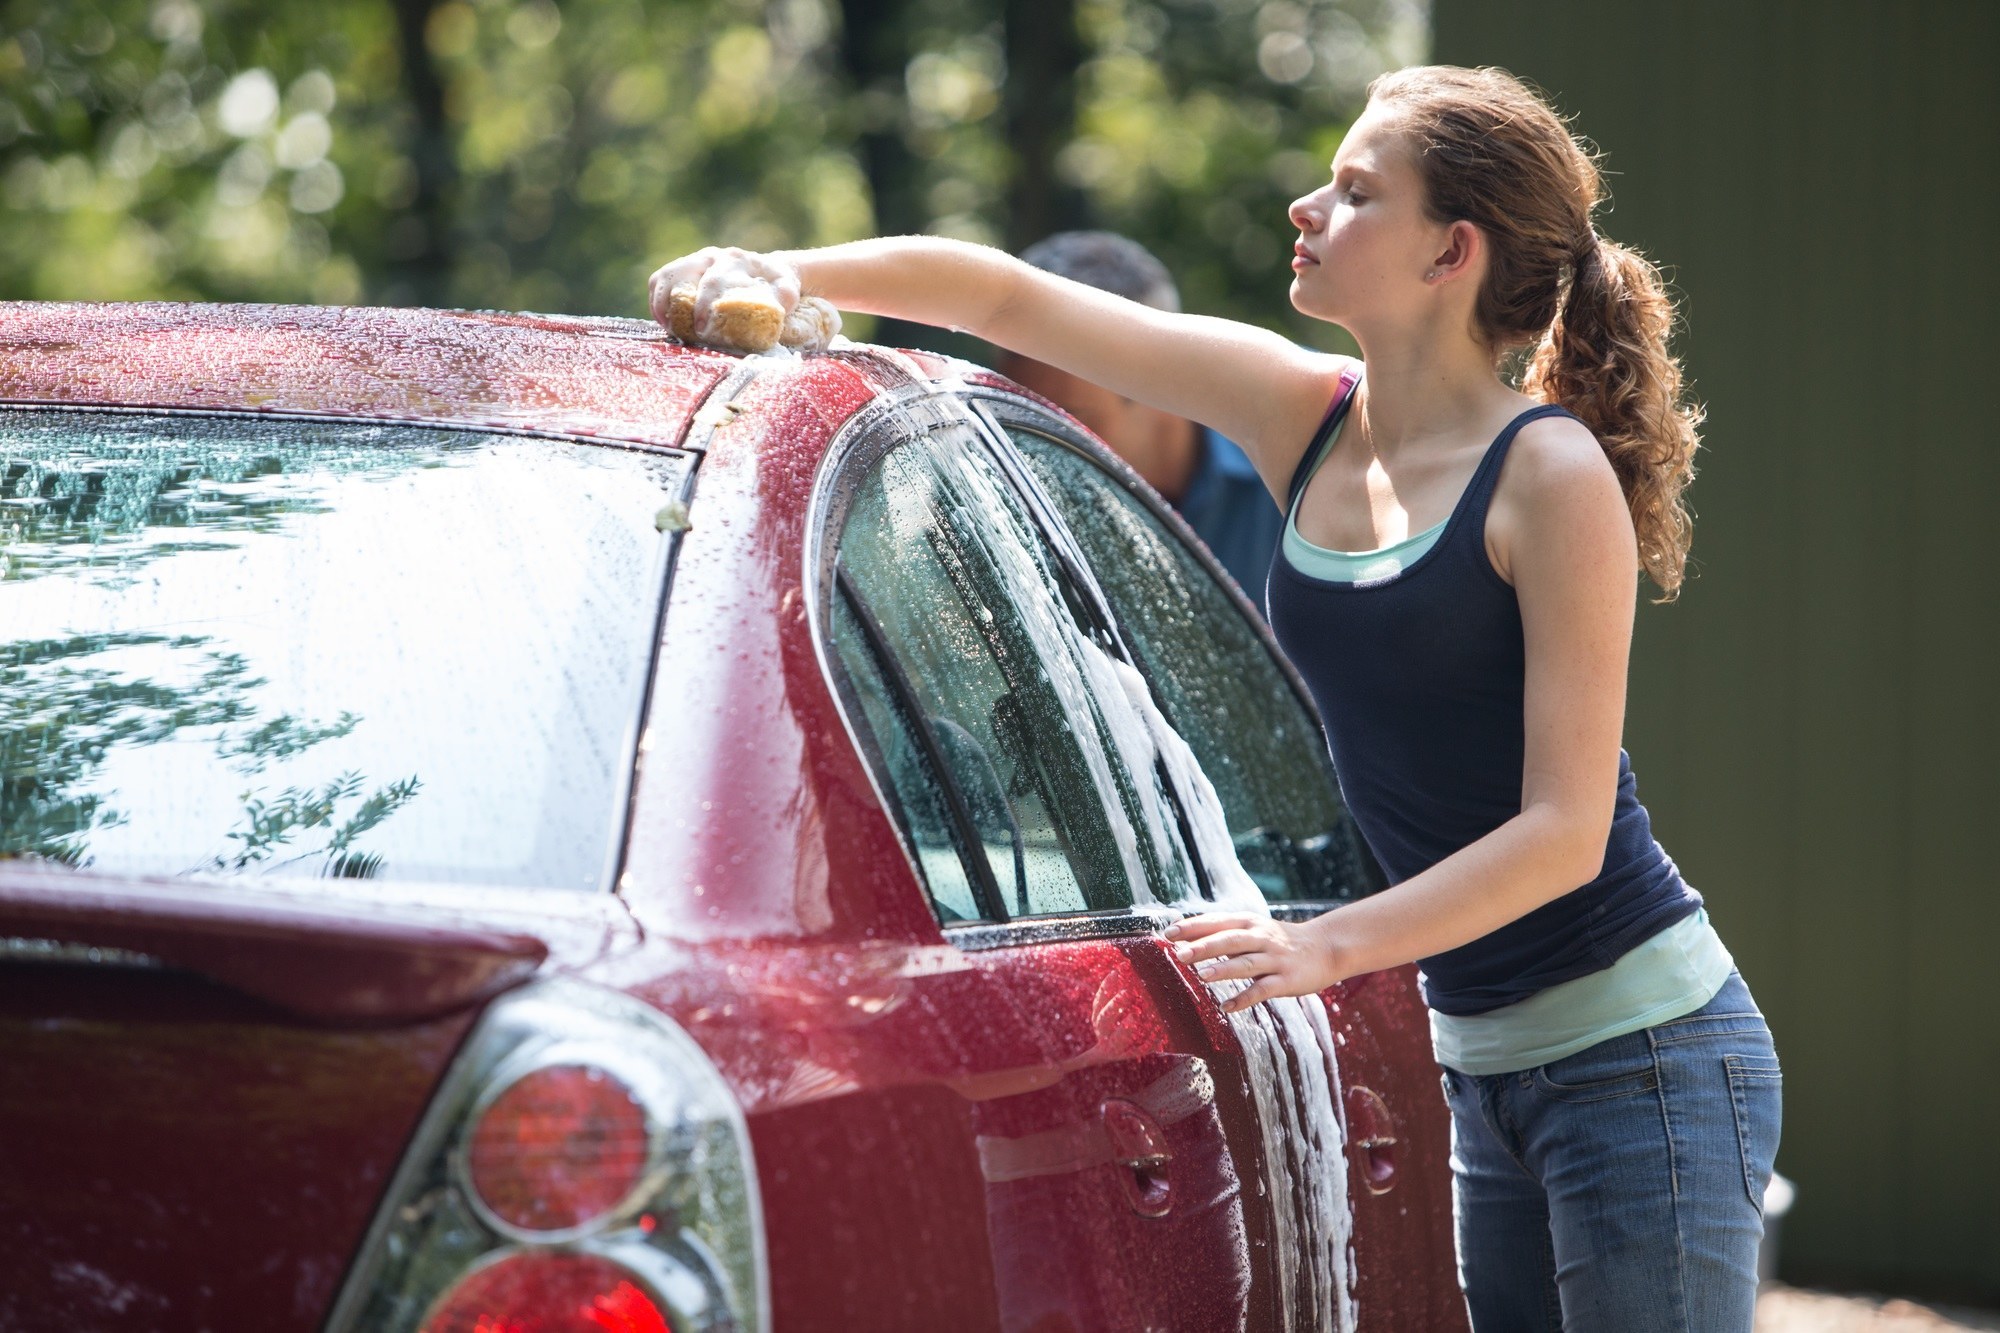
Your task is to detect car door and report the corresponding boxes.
[816,393,1299,1331]
[983,395,1469,1333]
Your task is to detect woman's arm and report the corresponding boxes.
[1165,414,1637,1012]
[648,238,1349,500]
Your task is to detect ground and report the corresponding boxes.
[1757,1285,2000,1331]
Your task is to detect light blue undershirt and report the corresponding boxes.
[1285,410,1735,1075]
[1283,412,1449,583]
[1431,911,1735,1075]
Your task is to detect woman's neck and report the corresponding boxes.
[1349,325,1518,459]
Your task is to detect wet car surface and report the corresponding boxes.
[0,303,1465,1332]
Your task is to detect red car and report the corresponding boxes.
[0,303,1465,1333]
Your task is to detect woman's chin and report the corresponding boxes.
[1288,281,1336,323]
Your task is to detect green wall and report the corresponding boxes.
[1429,0,2000,1303]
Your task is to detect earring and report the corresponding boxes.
[1427,269,1443,281]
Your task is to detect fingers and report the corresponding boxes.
[1221,977,1286,1015]
[1172,927,1268,967]
[647,247,722,328]
[1162,912,1256,943]
[1191,952,1270,984]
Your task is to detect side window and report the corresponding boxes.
[828,591,987,923]
[1007,422,1386,904]
[825,417,1200,922]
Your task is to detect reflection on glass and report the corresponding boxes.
[1010,428,1385,903]
[829,589,986,923]
[834,420,1198,918]
[0,410,683,891]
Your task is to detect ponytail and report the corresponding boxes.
[1368,65,1706,600]
[1524,235,1702,599]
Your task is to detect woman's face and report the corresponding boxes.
[1287,101,1449,330]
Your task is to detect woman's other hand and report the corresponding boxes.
[1163,911,1354,1014]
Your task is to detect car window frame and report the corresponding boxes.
[960,389,1386,922]
[807,383,1225,950]
[0,401,699,899]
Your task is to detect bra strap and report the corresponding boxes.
[1283,365,1363,511]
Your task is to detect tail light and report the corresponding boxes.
[465,1063,652,1236]
[421,1251,674,1333]
[325,978,766,1333]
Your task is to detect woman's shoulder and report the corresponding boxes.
[1501,401,1616,494]
[1241,351,1364,507]
[1487,401,1633,583]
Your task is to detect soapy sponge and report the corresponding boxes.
[705,288,788,351]
[665,277,841,356]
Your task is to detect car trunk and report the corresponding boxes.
[0,868,557,1332]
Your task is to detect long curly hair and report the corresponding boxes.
[1367,65,1703,599]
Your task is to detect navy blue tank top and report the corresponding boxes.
[1265,371,1701,1016]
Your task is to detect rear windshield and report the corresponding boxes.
[1,409,687,892]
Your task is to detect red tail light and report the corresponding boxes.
[468,1064,651,1234]
[421,1251,673,1333]
[326,980,766,1333]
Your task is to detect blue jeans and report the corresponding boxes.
[1442,970,1783,1332]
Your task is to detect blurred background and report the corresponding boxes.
[0,0,1421,352]
[3,0,1995,1317]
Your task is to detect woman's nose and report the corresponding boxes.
[1289,193,1323,235]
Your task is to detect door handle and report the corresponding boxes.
[1345,1085,1400,1194]
[1100,1098,1174,1217]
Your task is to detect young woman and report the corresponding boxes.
[649,63,1781,1333]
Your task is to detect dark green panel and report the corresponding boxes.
[1433,0,2000,1304]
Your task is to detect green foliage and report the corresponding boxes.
[216,711,360,774]
[0,0,1424,348]
[0,626,418,877]
[0,631,258,863]
[209,769,421,872]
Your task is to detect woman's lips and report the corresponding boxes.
[1292,242,1318,270]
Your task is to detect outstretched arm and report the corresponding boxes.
[648,237,1351,502]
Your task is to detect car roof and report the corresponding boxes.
[0,302,747,450]
[0,301,1067,456]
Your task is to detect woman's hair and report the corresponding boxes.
[1366,64,1702,598]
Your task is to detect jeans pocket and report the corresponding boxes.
[1725,1053,1783,1213]
[1531,1032,1660,1103]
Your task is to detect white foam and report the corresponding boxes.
[1112,658,1357,1333]
[900,423,1356,1328]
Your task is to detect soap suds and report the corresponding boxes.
[1113,657,1358,1333]
[858,399,1357,1328]
[661,252,841,356]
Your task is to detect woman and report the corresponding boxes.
[649,64,1781,1333]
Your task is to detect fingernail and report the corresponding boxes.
[1194,962,1214,979]
[1172,943,1192,961]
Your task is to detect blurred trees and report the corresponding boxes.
[0,0,1425,351]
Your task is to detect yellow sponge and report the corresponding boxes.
[706,291,787,353]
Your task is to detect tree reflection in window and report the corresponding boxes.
[1,410,679,890]
[4,629,418,876]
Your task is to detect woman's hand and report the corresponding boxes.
[1162,911,1354,1014]
[646,246,841,353]
[646,246,797,324]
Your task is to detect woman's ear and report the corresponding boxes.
[1429,220,1481,282]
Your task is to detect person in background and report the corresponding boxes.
[994,231,1283,600]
